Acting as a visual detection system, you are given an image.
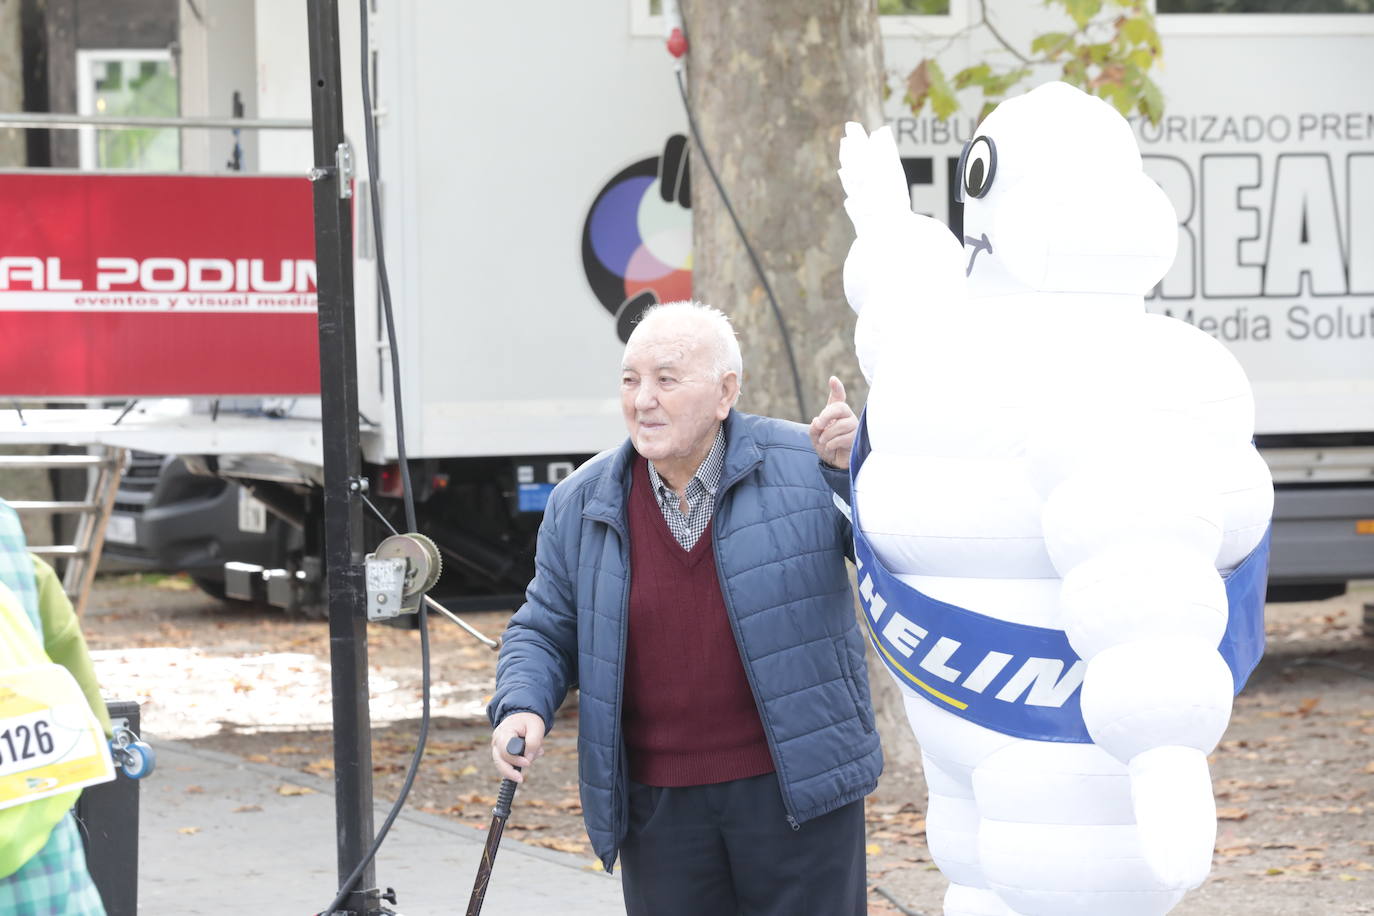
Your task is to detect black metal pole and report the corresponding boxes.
[306,3,381,914]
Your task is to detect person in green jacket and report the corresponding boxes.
[0,498,109,916]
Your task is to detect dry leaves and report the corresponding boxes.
[302,757,335,777]
[177,826,201,835]
[528,836,589,855]
[276,784,316,797]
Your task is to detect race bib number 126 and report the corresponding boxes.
[0,666,114,811]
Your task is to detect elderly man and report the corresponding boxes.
[488,301,880,915]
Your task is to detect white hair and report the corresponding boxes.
[629,300,743,382]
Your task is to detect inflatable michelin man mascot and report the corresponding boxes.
[837,81,1274,916]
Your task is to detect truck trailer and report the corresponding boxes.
[1,0,1370,609]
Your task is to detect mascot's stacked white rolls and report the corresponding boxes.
[838,82,1274,916]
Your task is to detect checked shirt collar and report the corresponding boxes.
[645,426,726,550]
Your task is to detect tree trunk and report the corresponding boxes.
[682,0,880,422]
[682,0,922,772]
[0,0,24,166]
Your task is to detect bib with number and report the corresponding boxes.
[0,581,114,878]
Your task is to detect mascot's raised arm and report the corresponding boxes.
[837,81,1274,916]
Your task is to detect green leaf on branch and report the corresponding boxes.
[1139,78,1165,125]
[1030,31,1074,59]
[983,67,1033,97]
[1084,42,1113,65]
[1061,0,1103,29]
[953,63,992,90]
[1097,82,1134,116]
[1121,16,1152,45]
[1128,47,1154,70]
[926,59,959,120]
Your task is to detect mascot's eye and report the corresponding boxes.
[959,135,997,201]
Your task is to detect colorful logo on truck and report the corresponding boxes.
[581,135,693,342]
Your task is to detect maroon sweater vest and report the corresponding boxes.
[621,456,774,787]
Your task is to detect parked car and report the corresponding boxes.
[102,450,297,602]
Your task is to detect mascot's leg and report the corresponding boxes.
[973,742,1187,916]
[923,752,1015,916]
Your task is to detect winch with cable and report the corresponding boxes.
[365,532,442,621]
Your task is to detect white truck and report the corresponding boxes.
[1,1,1370,607]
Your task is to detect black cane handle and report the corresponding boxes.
[493,735,525,819]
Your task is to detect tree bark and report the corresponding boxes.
[682,0,881,422]
[682,0,923,772]
[0,0,24,166]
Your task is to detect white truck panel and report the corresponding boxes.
[882,9,1374,438]
[375,2,684,459]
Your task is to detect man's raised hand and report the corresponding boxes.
[809,376,858,471]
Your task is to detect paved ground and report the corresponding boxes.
[75,572,1374,915]
[137,740,623,915]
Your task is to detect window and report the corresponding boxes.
[76,50,180,171]
[1159,0,1370,10]
[880,0,951,13]
[1157,0,1373,34]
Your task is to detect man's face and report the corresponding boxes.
[620,317,737,475]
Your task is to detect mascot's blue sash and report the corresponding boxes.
[849,411,1269,744]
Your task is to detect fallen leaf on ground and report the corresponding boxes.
[302,757,335,777]
[866,843,883,855]
[1217,807,1250,821]
[177,826,201,835]
[529,836,589,854]
[233,805,262,813]
[277,784,316,796]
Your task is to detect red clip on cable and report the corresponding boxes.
[667,27,687,58]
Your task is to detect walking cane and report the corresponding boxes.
[465,736,525,916]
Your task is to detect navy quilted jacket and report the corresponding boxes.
[489,410,883,871]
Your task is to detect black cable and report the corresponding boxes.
[319,2,431,912]
[672,65,808,422]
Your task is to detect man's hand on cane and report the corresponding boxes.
[809,376,858,470]
[491,712,545,783]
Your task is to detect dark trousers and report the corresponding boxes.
[619,772,867,916]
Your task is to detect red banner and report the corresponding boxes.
[0,172,321,396]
